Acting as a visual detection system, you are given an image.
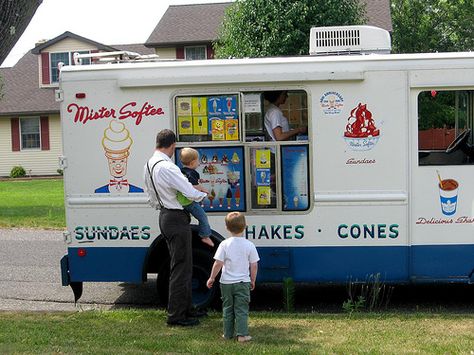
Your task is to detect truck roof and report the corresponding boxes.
[59,52,474,88]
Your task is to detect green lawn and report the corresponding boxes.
[0,310,473,354]
[0,179,65,228]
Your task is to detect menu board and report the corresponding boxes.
[176,95,239,141]
[281,145,309,211]
[176,146,245,212]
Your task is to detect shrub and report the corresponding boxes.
[57,169,63,176]
[10,166,26,178]
[343,273,394,313]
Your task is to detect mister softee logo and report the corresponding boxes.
[67,101,165,125]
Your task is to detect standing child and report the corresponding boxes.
[178,148,214,247]
[206,212,260,342]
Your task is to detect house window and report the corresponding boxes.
[185,46,206,60]
[50,52,70,83]
[20,117,41,149]
[50,51,91,83]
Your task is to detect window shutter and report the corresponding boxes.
[40,116,50,150]
[207,44,214,59]
[41,52,50,84]
[176,47,185,59]
[11,118,20,151]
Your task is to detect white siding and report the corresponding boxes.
[0,115,63,177]
[45,38,97,53]
[155,47,176,59]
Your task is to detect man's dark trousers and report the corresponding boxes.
[159,208,192,322]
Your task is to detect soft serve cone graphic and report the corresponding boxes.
[102,120,133,178]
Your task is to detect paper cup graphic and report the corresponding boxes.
[439,179,459,216]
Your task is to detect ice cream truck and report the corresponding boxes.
[59,26,474,306]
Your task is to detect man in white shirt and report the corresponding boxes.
[144,129,207,326]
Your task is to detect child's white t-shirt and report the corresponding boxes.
[214,236,260,284]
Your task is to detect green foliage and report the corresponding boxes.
[391,0,474,53]
[418,91,457,130]
[282,277,295,312]
[9,166,26,178]
[342,296,366,313]
[344,273,394,313]
[214,0,366,58]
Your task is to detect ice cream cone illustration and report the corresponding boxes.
[209,188,216,208]
[226,188,232,209]
[95,120,143,194]
[293,196,299,208]
[235,186,241,207]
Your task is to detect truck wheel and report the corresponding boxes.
[156,248,218,309]
[192,248,218,309]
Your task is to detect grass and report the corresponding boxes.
[0,310,472,354]
[0,179,65,228]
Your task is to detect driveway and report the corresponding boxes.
[0,228,159,311]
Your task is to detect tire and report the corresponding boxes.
[191,248,219,309]
[156,248,218,309]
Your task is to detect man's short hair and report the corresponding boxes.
[180,147,199,166]
[263,90,285,104]
[156,129,176,149]
[225,212,246,235]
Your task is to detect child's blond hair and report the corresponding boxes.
[180,147,199,166]
[225,212,246,235]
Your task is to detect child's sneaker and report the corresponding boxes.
[237,335,252,342]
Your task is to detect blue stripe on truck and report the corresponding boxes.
[67,244,474,284]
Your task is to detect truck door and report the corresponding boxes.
[411,70,474,282]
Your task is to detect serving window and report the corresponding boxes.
[174,89,310,214]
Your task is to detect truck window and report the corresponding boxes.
[174,89,310,214]
[418,90,474,165]
[175,94,239,143]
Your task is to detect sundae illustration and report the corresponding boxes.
[344,103,380,151]
[95,120,143,194]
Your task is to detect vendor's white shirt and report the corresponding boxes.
[264,103,290,141]
[143,150,206,210]
[214,236,260,284]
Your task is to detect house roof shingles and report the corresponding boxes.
[363,0,392,32]
[146,0,392,47]
[146,2,232,47]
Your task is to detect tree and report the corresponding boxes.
[214,0,366,59]
[391,0,474,53]
[0,0,42,65]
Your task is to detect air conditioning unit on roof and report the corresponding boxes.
[309,25,391,56]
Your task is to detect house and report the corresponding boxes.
[0,31,153,177]
[0,1,392,177]
[145,0,392,60]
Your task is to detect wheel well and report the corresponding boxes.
[143,226,224,277]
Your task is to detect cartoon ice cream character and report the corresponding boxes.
[95,120,143,193]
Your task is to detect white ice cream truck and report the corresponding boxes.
[59,26,474,306]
